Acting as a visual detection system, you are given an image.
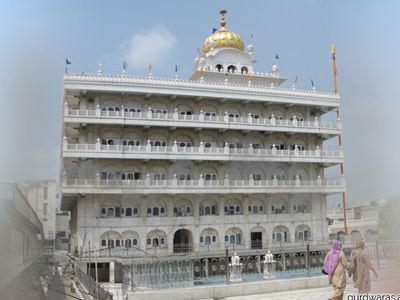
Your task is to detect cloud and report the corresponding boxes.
[124,26,178,69]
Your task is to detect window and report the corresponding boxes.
[203,173,217,180]
[151,173,167,180]
[173,206,192,216]
[200,205,218,216]
[290,116,304,122]
[270,144,285,150]
[200,236,204,243]
[251,174,262,181]
[272,204,286,214]
[124,107,142,113]
[125,208,132,216]
[228,113,240,118]
[147,206,166,217]
[216,64,223,72]
[269,115,284,120]
[151,109,168,114]
[250,114,261,119]
[178,174,191,180]
[224,205,241,215]
[102,240,107,247]
[43,203,48,216]
[203,112,217,117]
[107,208,115,217]
[122,172,141,180]
[271,174,286,180]
[292,145,306,151]
[178,111,192,115]
[122,139,141,146]
[227,65,237,73]
[102,106,120,112]
[149,140,167,147]
[101,172,121,180]
[177,141,192,147]
[44,187,48,200]
[228,142,243,149]
[241,66,248,74]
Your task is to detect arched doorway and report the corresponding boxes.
[173,229,193,253]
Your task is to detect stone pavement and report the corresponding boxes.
[223,266,400,300]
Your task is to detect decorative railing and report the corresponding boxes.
[62,142,343,163]
[61,177,345,194]
[64,107,342,135]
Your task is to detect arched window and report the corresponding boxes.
[205,206,211,215]
[241,66,248,74]
[147,207,151,214]
[230,235,235,244]
[259,205,263,212]
[160,207,165,214]
[212,236,216,242]
[133,239,138,246]
[186,206,191,213]
[216,64,223,72]
[225,235,228,242]
[107,208,115,217]
[253,206,258,214]
[115,240,120,247]
[133,207,138,214]
[205,236,211,245]
[102,240,107,247]
[147,238,151,245]
[153,207,159,216]
[126,239,131,247]
[227,65,237,73]
[101,207,106,216]
[107,173,115,180]
[276,233,282,242]
[126,208,132,216]
[200,236,204,243]
[160,238,165,244]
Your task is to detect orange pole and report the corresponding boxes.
[332,46,348,235]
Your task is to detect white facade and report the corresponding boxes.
[18,180,57,253]
[328,200,383,243]
[60,12,345,267]
[56,212,70,250]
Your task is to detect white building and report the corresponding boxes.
[328,200,383,243]
[18,180,58,255]
[60,10,345,281]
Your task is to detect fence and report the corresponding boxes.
[125,246,354,290]
[72,260,114,300]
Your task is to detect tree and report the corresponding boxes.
[378,194,400,240]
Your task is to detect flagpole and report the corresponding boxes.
[331,44,348,236]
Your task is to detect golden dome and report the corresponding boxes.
[202,10,245,54]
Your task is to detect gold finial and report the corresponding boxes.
[220,9,227,27]
[331,44,336,55]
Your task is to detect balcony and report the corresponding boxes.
[61,175,345,196]
[62,141,343,166]
[63,106,342,139]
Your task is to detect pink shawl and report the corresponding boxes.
[324,241,342,281]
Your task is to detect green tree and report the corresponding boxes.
[378,194,400,240]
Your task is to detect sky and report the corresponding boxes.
[0,0,399,209]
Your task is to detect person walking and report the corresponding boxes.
[323,240,349,300]
[57,264,63,281]
[348,240,378,294]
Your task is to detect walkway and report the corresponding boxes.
[223,265,400,300]
[47,263,81,300]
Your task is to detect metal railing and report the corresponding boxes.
[72,260,113,300]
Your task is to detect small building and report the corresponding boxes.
[327,200,384,243]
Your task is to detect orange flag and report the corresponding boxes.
[294,76,298,83]
[199,67,203,74]
[98,61,102,66]
[249,73,252,80]
[333,58,338,75]
[148,63,153,72]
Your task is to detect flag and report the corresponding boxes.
[249,73,252,80]
[175,65,178,72]
[335,82,339,88]
[311,79,314,87]
[98,61,102,66]
[123,61,127,70]
[294,76,298,83]
[275,54,279,59]
[226,72,228,76]
[250,34,253,38]
[199,67,203,74]
[213,28,217,34]
[66,58,71,65]
[149,63,153,72]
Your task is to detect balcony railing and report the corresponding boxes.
[61,176,345,195]
[62,142,343,164]
[64,105,342,136]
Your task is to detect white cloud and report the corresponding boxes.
[125,26,177,69]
